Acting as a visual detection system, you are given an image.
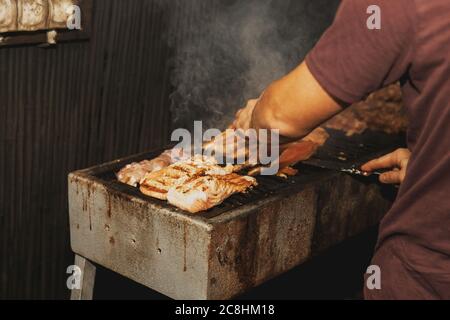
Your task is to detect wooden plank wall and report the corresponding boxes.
[0,0,339,299]
[0,0,174,299]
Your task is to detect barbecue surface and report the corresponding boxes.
[87,129,404,219]
[69,128,403,299]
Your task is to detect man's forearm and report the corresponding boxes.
[251,80,312,140]
[250,61,345,140]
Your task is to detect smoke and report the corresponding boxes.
[160,0,339,130]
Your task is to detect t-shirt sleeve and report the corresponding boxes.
[305,0,415,104]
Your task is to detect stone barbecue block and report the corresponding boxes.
[68,151,392,300]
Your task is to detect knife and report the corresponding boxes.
[339,167,386,177]
[301,159,387,177]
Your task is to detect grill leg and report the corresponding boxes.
[70,254,96,300]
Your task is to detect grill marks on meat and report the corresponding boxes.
[117,148,190,187]
[118,127,330,212]
[167,174,257,213]
[139,156,257,213]
[117,128,330,187]
[139,156,235,201]
[140,166,192,200]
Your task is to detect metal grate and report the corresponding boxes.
[303,128,406,169]
[90,129,405,219]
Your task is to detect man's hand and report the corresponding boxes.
[361,148,411,184]
[231,99,258,130]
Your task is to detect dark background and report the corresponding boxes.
[0,0,374,300]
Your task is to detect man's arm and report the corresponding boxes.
[233,61,345,140]
[233,0,414,140]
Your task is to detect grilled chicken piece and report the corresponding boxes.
[140,165,197,200]
[117,148,191,187]
[167,174,257,213]
[117,157,170,187]
[139,156,233,200]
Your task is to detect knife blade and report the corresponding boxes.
[301,159,387,177]
[339,167,385,177]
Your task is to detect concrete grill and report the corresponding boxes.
[68,130,401,300]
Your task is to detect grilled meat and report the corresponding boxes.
[139,156,233,200]
[167,174,257,213]
[118,127,329,187]
[117,158,170,187]
[117,148,190,187]
[246,127,330,176]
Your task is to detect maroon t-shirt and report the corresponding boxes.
[306,0,450,299]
